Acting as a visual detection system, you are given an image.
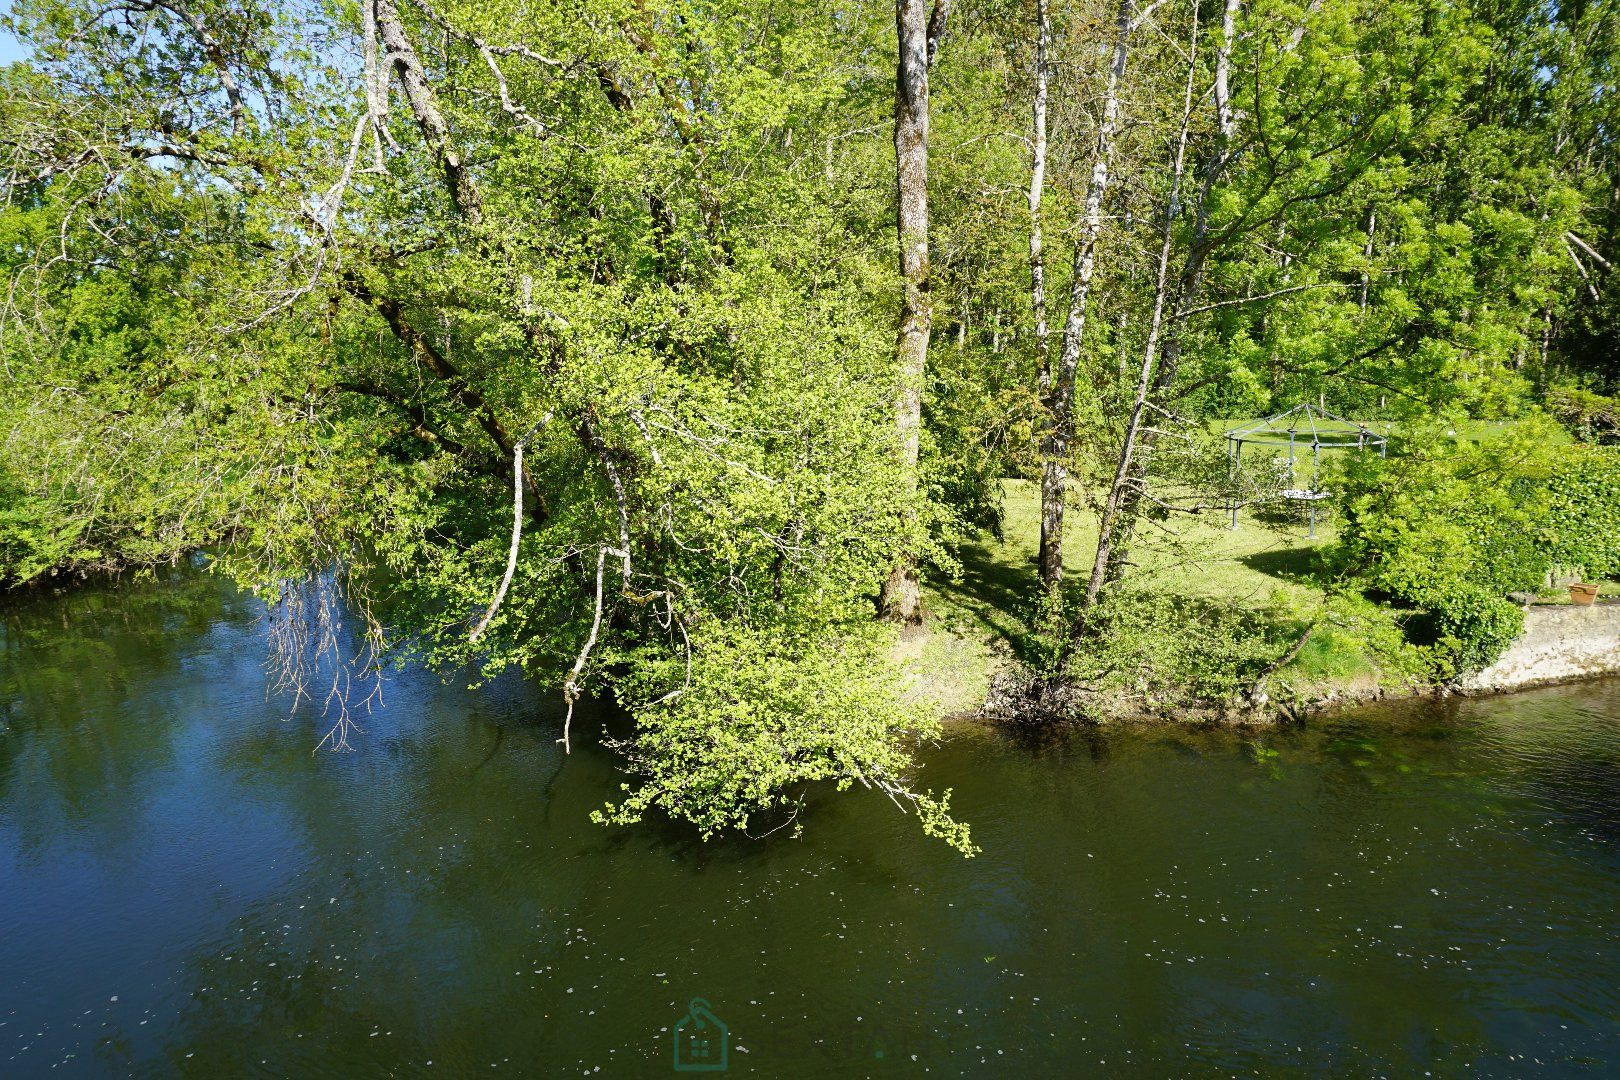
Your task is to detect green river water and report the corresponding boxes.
[3,567,1619,1077]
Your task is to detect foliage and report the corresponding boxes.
[1284,590,1431,686]
[1040,581,1431,710]
[4,0,1620,841]
[1329,420,1559,672]
[1546,385,1620,444]
[0,480,73,585]
[0,169,254,586]
[1426,587,1526,677]
[1544,445,1620,581]
[0,0,974,849]
[1035,584,1296,709]
[597,617,976,855]
[1331,425,1620,673]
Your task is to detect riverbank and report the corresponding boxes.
[903,603,1620,730]
[1461,600,1620,693]
[905,480,1620,727]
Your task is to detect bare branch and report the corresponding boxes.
[405,0,572,67]
[561,547,609,754]
[1284,0,1325,53]
[1567,231,1612,272]
[468,410,555,643]
[583,415,633,588]
[1564,234,1601,302]
[362,0,401,167]
[1172,281,1357,320]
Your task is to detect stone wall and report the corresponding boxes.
[1461,602,1620,693]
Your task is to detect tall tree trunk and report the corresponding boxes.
[1029,0,1054,584]
[1087,0,1240,603]
[1028,0,1051,395]
[1039,0,1133,589]
[881,0,949,622]
[1360,209,1376,311]
[1081,0,1204,614]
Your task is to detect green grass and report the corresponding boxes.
[921,411,1583,707]
[925,478,1335,653]
[1208,417,1573,446]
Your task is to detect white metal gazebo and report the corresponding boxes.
[1224,403,1387,536]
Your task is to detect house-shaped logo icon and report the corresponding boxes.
[673,997,728,1072]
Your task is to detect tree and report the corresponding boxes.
[7,0,1620,814]
[1037,0,1138,589]
[1073,0,1580,617]
[881,0,950,622]
[0,0,975,851]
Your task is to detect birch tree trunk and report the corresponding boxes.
[1080,0,1205,613]
[1029,0,1054,585]
[1038,0,1133,589]
[1361,210,1376,310]
[1094,0,1239,594]
[881,0,949,622]
[1028,0,1051,395]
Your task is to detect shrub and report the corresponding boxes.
[1544,445,1620,581]
[1060,588,1295,708]
[0,483,74,588]
[1546,385,1620,444]
[1430,587,1526,675]
[1329,420,1555,673]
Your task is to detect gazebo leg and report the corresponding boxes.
[1230,441,1242,528]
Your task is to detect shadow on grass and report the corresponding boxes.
[924,536,1045,663]
[929,532,1339,667]
[1241,544,1331,582]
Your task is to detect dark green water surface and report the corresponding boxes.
[4,569,1620,1077]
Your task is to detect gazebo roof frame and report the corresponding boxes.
[1222,402,1386,537]
[1223,402,1388,450]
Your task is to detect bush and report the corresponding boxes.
[1546,385,1620,444]
[0,482,74,588]
[1329,420,1555,673]
[1058,588,1296,708]
[1544,445,1620,581]
[1430,588,1526,675]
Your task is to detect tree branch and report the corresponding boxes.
[1171,281,1357,321]
[468,409,555,644]
[155,1,245,137]
[342,275,547,520]
[1564,234,1601,301]
[926,0,952,68]
[374,0,483,226]
[1567,231,1612,271]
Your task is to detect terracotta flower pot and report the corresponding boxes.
[1569,583,1600,606]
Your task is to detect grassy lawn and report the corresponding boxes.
[1206,417,1573,445]
[917,413,1607,712]
[918,476,1441,711]
[924,478,1335,652]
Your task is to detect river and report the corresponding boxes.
[3,567,1619,1076]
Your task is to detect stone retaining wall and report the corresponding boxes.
[1461,601,1620,693]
